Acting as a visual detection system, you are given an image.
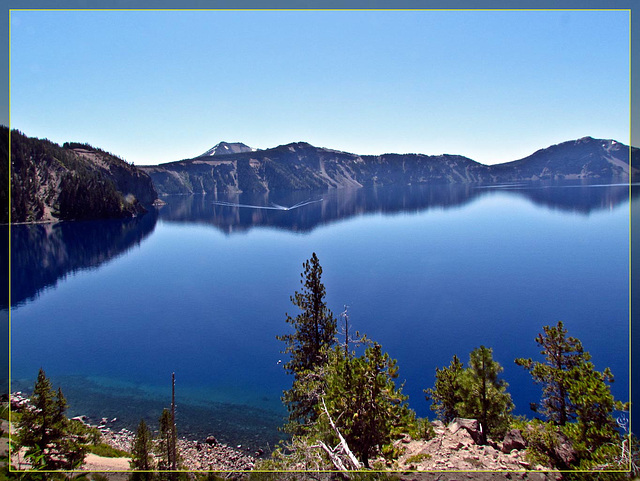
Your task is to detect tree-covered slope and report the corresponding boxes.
[488,137,637,182]
[4,127,157,223]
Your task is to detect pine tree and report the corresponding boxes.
[319,342,414,468]
[130,419,154,476]
[424,354,464,423]
[17,368,85,469]
[515,321,589,425]
[277,253,337,433]
[457,346,513,442]
[564,361,620,461]
[157,408,177,471]
[423,348,513,442]
[516,322,628,467]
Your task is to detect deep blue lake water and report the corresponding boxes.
[8,181,632,452]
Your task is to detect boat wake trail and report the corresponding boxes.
[212,198,323,211]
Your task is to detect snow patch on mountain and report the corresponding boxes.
[200,142,254,157]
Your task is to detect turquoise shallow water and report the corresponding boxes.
[8,182,632,449]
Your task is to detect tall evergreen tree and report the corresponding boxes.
[515,321,589,425]
[424,354,464,424]
[277,253,337,433]
[516,322,628,467]
[130,419,154,478]
[457,346,513,442]
[17,368,85,469]
[564,361,620,459]
[157,408,177,471]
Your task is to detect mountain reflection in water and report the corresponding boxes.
[8,211,158,309]
[7,181,632,310]
[158,181,632,234]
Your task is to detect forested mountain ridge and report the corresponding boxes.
[5,129,637,223]
[5,128,157,224]
[143,137,639,195]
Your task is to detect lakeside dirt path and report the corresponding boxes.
[81,453,131,471]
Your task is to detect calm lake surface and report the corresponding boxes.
[8,181,632,451]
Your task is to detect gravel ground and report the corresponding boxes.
[100,426,255,471]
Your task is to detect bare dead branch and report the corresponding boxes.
[320,397,361,470]
[317,440,349,472]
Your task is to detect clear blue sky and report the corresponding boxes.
[10,9,630,165]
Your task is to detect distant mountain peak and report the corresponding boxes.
[574,136,601,146]
[200,142,254,157]
[570,136,623,150]
[278,141,314,150]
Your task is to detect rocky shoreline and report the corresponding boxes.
[7,393,577,476]
[98,426,256,471]
[11,392,256,472]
